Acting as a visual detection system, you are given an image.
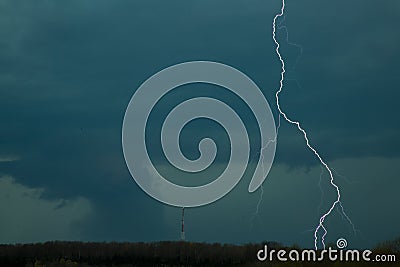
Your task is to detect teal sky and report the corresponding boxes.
[0,0,399,249]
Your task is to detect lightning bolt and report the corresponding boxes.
[277,15,303,70]
[317,166,324,213]
[251,115,281,227]
[272,0,353,249]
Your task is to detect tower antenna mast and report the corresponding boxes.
[181,207,185,241]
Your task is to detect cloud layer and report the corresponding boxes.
[0,0,399,247]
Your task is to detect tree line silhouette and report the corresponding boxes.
[0,238,398,267]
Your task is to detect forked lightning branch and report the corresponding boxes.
[272,0,354,250]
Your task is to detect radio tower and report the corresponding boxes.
[181,207,185,241]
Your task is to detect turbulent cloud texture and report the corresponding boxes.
[0,0,399,247]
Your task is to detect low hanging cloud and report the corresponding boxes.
[162,156,400,248]
[0,176,92,243]
[0,155,20,162]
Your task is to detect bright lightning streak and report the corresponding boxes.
[272,0,353,250]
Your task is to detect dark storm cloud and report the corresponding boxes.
[276,0,400,161]
[0,0,280,195]
[0,0,282,242]
[0,0,399,246]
